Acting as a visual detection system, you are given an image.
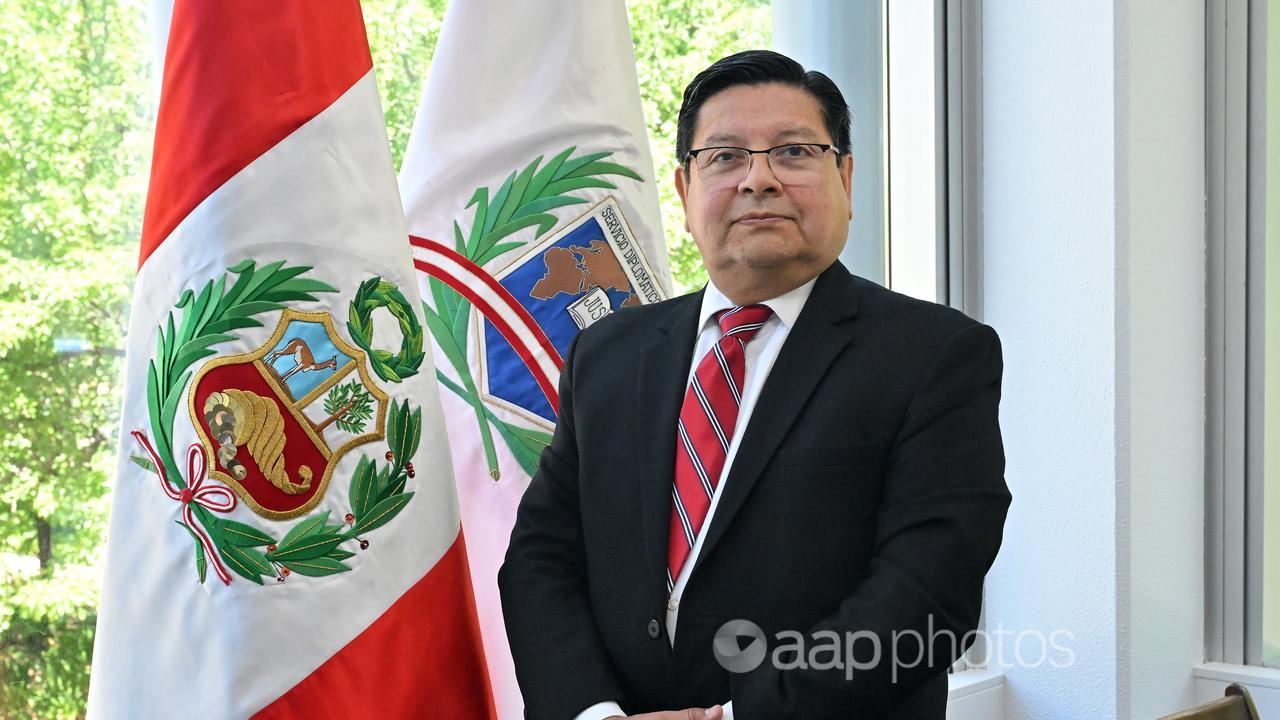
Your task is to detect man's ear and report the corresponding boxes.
[674,165,691,233]
[839,153,854,220]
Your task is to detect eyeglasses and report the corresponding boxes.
[685,143,841,188]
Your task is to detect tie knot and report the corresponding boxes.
[716,304,773,342]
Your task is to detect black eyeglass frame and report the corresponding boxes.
[683,142,843,168]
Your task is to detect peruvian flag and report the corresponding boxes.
[398,1,672,716]
[87,1,494,717]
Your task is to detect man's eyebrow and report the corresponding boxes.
[698,128,825,146]
[701,132,744,145]
[775,128,822,140]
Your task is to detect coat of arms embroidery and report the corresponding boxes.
[130,260,424,586]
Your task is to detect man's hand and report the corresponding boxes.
[606,706,724,720]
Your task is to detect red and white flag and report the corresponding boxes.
[398,1,672,715]
[88,2,494,717]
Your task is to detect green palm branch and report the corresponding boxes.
[420,146,642,479]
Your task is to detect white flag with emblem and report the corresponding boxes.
[398,1,671,716]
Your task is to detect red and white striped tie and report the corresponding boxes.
[668,304,774,592]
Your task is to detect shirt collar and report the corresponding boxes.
[696,275,818,334]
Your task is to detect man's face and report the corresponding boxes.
[675,83,853,286]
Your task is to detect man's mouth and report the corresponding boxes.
[734,212,791,226]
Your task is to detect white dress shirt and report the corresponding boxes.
[573,277,817,720]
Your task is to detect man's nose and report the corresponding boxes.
[737,152,782,194]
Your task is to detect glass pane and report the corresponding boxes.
[1263,0,1280,669]
[773,1,888,285]
[886,0,941,303]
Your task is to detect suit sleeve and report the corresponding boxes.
[732,322,1011,718]
[498,333,629,720]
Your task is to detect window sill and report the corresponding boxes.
[1194,662,1280,717]
[947,669,1005,719]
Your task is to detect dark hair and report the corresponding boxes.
[675,50,852,166]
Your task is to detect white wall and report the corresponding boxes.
[1121,1,1206,717]
[981,0,1207,718]
[981,1,1120,717]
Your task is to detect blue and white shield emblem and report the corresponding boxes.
[479,196,665,424]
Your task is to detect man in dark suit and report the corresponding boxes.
[499,50,1010,720]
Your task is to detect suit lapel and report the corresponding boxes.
[635,292,702,597]
[691,263,861,576]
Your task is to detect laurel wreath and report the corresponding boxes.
[420,146,642,480]
[347,276,425,383]
[133,259,419,585]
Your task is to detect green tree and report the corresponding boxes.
[0,0,769,716]
[0,0,151,716]
[321,380,376,434]
[364,0,449,168]
[627,0,772,293]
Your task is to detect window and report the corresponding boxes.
[774,0,977,313]
[1261,0,1280,670]
[1209,0,1280,669]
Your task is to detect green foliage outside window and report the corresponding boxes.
[0,0,768,715]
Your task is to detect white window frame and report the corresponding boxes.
[1206,0,1269,667]
[883,0,982,314]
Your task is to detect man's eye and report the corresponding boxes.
[780,145,815,158]
[711,151,741,163]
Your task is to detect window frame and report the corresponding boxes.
[1206,0,1269,667]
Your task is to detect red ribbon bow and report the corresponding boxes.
[131,431,238,585]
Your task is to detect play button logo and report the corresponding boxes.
[713,619,767,673]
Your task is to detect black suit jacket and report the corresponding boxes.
[499,261,1010,719]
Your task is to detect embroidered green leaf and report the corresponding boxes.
[494,161,538,229]
[525,147,574,199]
[352,492,414,536]
[171,334,235,375]
[553,150,612,180]
[385,398,402,451]
[130,455,157,474]
[276,510,331,552]
[453,220,467,254]
[389,397,409,458]
[221,545,271,584]
[564,160,643,183]
[238,259,287,300]
[543,176,619,197]
[388,400,420,462]
[222,300,286,319]
[483,170,517,238]
[433,370,502,479]
[349,458,377,520]
[267,533,345,563]
[177,521,208,585]
[215,519,274,548]
[465,188,489,257]
[250,264,309,293]
[283,556,350,577]
[510,195,589,221]
[378,471,407,502]
[374,462,395,497]
[407,407,422,460]
[481,216,553,250]
[201,316,266,335]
